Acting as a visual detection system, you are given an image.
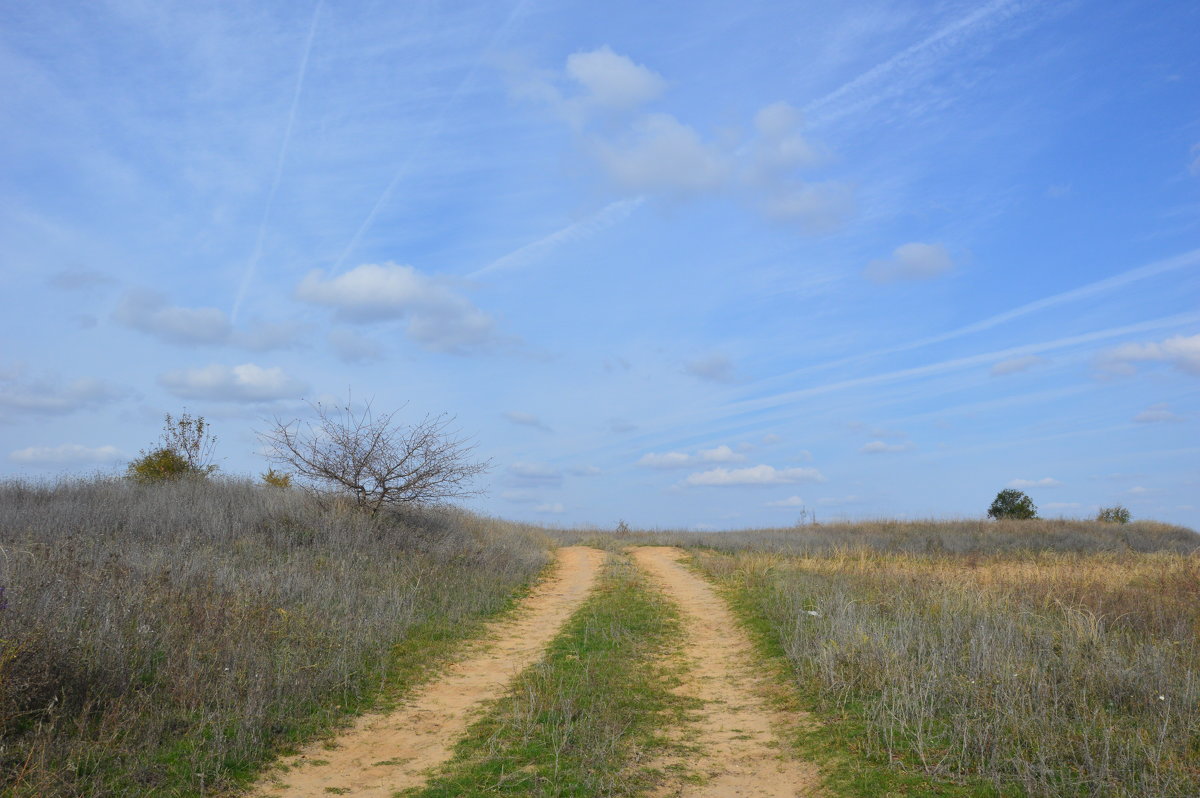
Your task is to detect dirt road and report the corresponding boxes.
[253,545,606,798]
[631,546,822,798]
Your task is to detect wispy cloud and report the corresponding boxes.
[504,411,551,431]
[1008,477,1061,489]
[638,445,745,469]
[9,444,123,465]
[804,0,1033,126]
[296,263,497,354]
[471,197,644,278]
[1103,333,1200,376]
[159,363,307,402]
[865,242,955,282]
[683,464,826,486]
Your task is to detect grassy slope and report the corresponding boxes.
[0,478,550,797]
[409,553,688,798]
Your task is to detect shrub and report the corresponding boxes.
[987,488,1037,520]
[126,447,193,483]
[126,412,218,483]
[1097,504,1132,524]
[261,468,293,489]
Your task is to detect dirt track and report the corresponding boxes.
[632,546,822,798]
[253,545,606,797]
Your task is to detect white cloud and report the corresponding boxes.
[1007,477,1062,489]
[296,263,496,354]
[638,444,746,469]
[568,465,602,477]
[158,363,307,402]
[504,411,550,431]
[9,444,123,465]
[1134,403,1184,423]
[756,180,854,233]
[593,113,729,197]
[0,369,126,416]
[526,50,850,232]
[683,464,826,486]
[114,290,231,345]
[565,46,666,111]
[328,329,383,363]
[750,102,823,171]
[860,440,915,454]
[638,451,693,469]
[865,242,955,283]
[1104,334,1200,376]
[534,502,566,514]
[114,290,302,350]
[684,353,736,383]
[766,495,807,508]
[508,461,562,486]
[500,489,539,504]
[762,433,782,444]
[990,355,1046,376]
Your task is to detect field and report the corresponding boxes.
[1,478,1197,796]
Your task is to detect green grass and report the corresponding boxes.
[407,553,689,797]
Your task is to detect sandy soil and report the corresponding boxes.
[252,545,606,798]
[632,546,823,798]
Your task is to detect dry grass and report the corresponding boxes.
[0,477,550,796]
[697,548,1200,797]
[551,517,1200,557]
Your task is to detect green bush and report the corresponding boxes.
[261,468,292,489]
[1097,504,1132,524]
[987,488,1037,520]
[126,412,218,483]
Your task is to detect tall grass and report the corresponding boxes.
[0,477,549,796]
[699,549,1200,797]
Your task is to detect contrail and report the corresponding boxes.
[748,246,1200,396]
[469,197,645,279]
[232,0,323,323]
[332,0,531,275]
[803,0,1029,127]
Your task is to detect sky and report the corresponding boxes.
[1,0,1198,530]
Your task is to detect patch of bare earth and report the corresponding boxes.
[252,545,606,797]
[632,546,823,798]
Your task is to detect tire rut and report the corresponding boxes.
[252,545,607,797]
[631,546,822,798]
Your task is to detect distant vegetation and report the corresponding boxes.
[551,521,1200,796]
[987,488,1038,520]
[0,477,548,796]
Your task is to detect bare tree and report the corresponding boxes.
[260,400,488,514]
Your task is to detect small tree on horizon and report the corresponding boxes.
[1096,505,1131,524]
[260,399,488,515]
[987,488,1038,520]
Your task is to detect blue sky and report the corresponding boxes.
[2,0,1198,529]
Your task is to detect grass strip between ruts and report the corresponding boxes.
[406,552,688,798]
